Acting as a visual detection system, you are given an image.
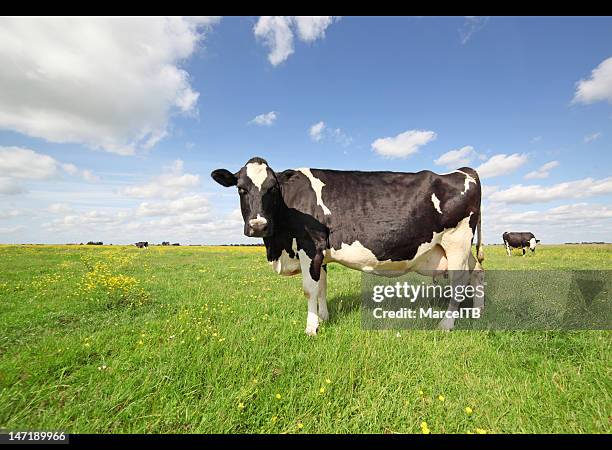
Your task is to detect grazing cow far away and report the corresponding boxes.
[134,241,148,249]
[212,157,485,334]
[503,232,540,256]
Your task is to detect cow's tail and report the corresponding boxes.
[476,211,484,263]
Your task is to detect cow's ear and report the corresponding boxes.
[211,169,237,187]
[536,239,541,243]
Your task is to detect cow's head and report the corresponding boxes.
[211,157,281,238]
[530,238,541,252]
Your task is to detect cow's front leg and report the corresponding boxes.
[522,247,526,257]
[318,265,329,322]
[298,250,323,336]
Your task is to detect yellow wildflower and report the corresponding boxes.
[438,395,445,402]
[238,402,245,410]
[275,393,281,400]
[465,407,473,415]
[475,428,487,434]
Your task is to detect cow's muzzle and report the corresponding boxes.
[247,215,269,237]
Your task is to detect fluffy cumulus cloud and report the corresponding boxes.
[371,130,436,159]
[476,153,528,179]
[249,111,277,126]
[488,176,612,204]
[434,145,483,168]
[254,16,340,66]
[0,16,220,155]
[121,160,200,199]
[524,161,559,180]
[573,57,612,104]
[0,146,97,194]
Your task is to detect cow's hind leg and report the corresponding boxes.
[298,250,323,336]
[439,222,473,331]
[318,265,329,322]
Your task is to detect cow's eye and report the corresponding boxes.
[238,187,247,196]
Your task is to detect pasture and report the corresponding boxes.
[0,244,610,434]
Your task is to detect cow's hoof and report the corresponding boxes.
[305,325,318,336]
[318,310,329,322]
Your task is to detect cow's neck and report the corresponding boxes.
[262,205,299,262]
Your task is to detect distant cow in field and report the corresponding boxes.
[134,241,148,249]
[502,232,540,256]
[172,243,180,246]
[162,241,170,246]
[212,157,485,334]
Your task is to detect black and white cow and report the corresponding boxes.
[134,241,148,249]
[502,232,540,256]
[212,157,485,334]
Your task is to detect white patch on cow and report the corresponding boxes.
[431,193,442,214]
[249,214,268,228]
[325,214,474,279]
[440,213,474,268]
[246,162,268,191]
[529,237,537,250]
[270,239,301,276]
[297,168,332,215]
[326,235,443,277]
[454,170,476,195]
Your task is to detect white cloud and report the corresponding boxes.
[371,129,437,159]
[47,203,73,214]
[0,146,98,194]
[434,145,480,168]
[0,226,23,234]
[524,160,559,180]
[0,209,22,220]
[249,111,277,126]
[309,121,351,147]
[488,177,612,204]
[0,17,220,155]
[254,16,340,66]
[136,194,210,218]
[293,16,338,42]
[42,198,243,244]
[584,132,602,143]
[459,17,489,45]
[573,56,612,104]
[483,202,612,244]
[309,121,326,142]
[121,159,200,199]
[476,153,528,179]
[0,147,58,180]
[530,136,542,143]
[0,178,24,195]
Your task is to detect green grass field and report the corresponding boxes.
[0,244,610,434]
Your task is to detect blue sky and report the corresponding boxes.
[1,16,611,244]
